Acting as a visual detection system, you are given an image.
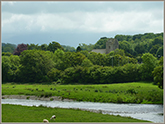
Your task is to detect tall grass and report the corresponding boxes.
[2,82,163,104]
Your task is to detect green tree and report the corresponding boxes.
[76,46,82,52]
[93,37,108,49]
[134,43,146,55]
[119,41,133,54]
[149,44,161,56]
[53,49,66,70]
[47,68,61,82]
[2,43,16,53]
[2,55,20,82]
[2,56,11,82]
[19,50,55,83]
[47,41,64,53]
[140,53,158,81]
[152,37,163,46]
[41,44,48,51]
[80,50,90,58]
[62,45,76,52]
[152,57,163,89]
[79,43,94,51]
[81,58,93,67]
[156,46,163,59]
[2,52,12,56]
[27,44,40,50]
[88,52,106,66]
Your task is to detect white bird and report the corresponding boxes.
[50,115,56,120]
[43,119,49,123]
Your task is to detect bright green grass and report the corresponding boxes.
[2,104,150,122]
[2,81,163,104]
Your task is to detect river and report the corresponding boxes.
[2,98,164,123]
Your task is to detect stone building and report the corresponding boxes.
[91,38,119,54]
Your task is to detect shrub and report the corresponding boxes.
[26,96,30,99]
[94,89,98,92]
[44,92,52,98]
[126,89,137,94]
[116,97,123,103]
[47,68,61,82]
[50,98,54,101]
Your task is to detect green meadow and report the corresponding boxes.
[2,81,163,104]
[2,104,150,122]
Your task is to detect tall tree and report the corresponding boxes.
[140,53,158,81]
[13,43,28,56]
[156,46,163,58]
[19,50,55,83]
[152,57,163,89]
[47,41,64,53]
[76,46,82,52]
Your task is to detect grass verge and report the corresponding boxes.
[2,104,150,122]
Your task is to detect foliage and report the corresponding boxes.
[156,46,163,58]
[2,52,13,56]
[134,43,146,55]
[2,43,16,53]
[149,44,161,56]
[78,43,94,51]
[76,46,82,52]
[27,44,40,50]
[19,50,55,83]
[13,43,28,56]
[119,40,133,55]
[2,55,20,82]
[62,45,76,52]
[81,58,93,67]
[60,63,141,84]
[152,57,163,89]
[140,53,158,81]
[47,68,61,82]
[2,32,163,84]
[93,37,109,49]
[47,41,64,53]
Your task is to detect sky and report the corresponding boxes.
[1,1,164,48]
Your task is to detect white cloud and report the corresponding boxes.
[2,4,163,35]
[2,1,16,6]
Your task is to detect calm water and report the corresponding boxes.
[2,98,164,123]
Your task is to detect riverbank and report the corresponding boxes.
[2,82,163,104]
[2,95,74,102]
[2,97,163,123]
[2,104,151,122]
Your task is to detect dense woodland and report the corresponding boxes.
[2,32,163,89]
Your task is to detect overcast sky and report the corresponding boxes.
[1,1,164,48]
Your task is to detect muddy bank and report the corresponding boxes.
[2,95,74,102]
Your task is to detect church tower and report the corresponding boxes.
[106,38,119,54]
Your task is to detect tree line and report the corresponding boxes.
[2,32,163,59]
[2,32,163,89]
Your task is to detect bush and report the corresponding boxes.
[94,89,98,92]
[47,68,61,82]
[126,89,137,94]
[44,92,52,98]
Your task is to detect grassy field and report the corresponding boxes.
[2,104,150,122]
[2,81,163,104]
